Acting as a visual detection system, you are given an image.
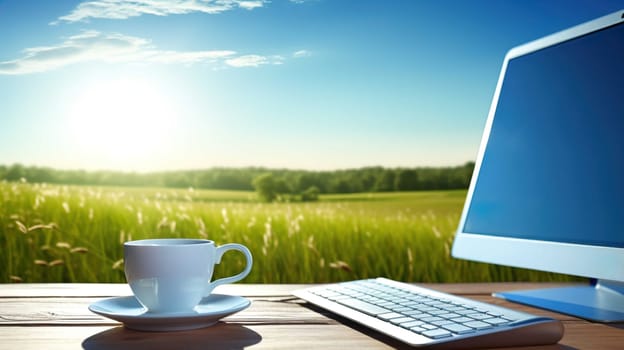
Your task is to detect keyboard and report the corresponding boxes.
[292,278,563,349]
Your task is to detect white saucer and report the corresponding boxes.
[88,294,251,332]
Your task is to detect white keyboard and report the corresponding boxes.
[293,278,563,348]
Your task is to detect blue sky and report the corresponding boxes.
[1,0,623,172]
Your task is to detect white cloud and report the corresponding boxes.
[0,31,241,75]
[238,1,265,10]
[55,0,267,23]
[0,31,295,75]
[271,55,285,65]
[148,50,236,64]
[225,54,285,68]
[293,49,311,58]
[225,54,268,67]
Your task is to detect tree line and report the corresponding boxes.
[0,162,474,196]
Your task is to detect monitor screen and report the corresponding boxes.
[452,10,624,322]
[462,22,624,249]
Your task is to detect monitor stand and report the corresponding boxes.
[494,279,624,323]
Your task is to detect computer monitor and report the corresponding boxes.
[452,10,624,323]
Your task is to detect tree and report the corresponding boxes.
[274,178,291,195]
[375,169,396,192]
[300,186,320,202]
[0,163,476,193]
[253,173,277,202]
[296,173,318,193]
[163,173,191,188]
[5,164,25,182]
[395,169,419,191]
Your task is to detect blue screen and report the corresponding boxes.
[464,23,624,248]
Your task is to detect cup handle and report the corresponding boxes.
[204,243,253,296]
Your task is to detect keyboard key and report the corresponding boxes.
[378,312,404,320]
[467,313,491,320]
[402,311,428,318]
[409,326,427,333]
[387,296,407,303]
[421,329,453,339]
[390,317,416,325]
[417,306,440,313]
[446,306,467,312]
[450,317,473,323]
[442,323,475,334]
[455,309,476,315]
[337,298,390,316]
[483,317,510,326]
[430,320,455,327]
[391,306,414,313]
[427,309,449,316]
[464,321,493,330]
[402,301,420,307]
[422,316,443,323]
[400,320,425,328]
[378,301,396,308]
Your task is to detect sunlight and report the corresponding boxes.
[67,77,176,168]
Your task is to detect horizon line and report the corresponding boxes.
[0,161,476,175]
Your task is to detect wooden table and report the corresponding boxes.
[0,283,622,349]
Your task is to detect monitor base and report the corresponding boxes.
[494,279,624,323]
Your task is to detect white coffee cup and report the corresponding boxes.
[124,238,253,314]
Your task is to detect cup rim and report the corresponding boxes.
[124,238,214,247]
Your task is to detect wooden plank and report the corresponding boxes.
[0,323,401,350]
[0,294,580,326]
[0,321,621,350]
[558,321,624,350]
[0,284,132,298]
[0,283,587,324]
[0,283,310,298]
[1,283,621,350]
[0,296,329,326]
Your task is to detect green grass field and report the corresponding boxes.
[0,181,575,284]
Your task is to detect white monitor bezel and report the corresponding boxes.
[452,10,624,282]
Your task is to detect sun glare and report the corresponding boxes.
[67,77,177,169]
